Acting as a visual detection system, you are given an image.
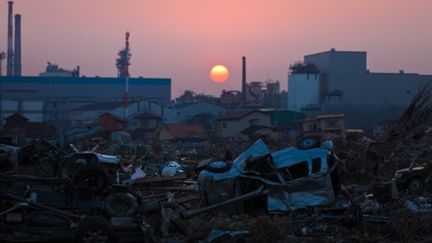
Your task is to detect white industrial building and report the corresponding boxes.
[287,73,320,111]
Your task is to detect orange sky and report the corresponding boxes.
[1,0,431,97]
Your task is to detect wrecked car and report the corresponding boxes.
[198,138,341,213]
[394,164,432,194]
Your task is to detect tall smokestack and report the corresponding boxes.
[14,14,21,76]
[242,56,247,101]
[6,1,14,76]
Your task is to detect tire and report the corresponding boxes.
[105,193,138,217]
[76,216,117,243]
[74,163,112,195]
[407,177,424,194]
[205,161,231,173]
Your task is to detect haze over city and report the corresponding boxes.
[1,0,431,97]
[2,1,432,241]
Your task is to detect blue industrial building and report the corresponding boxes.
[0,76,171,124]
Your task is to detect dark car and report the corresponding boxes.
[0,188,149,243]
[393,164,432,194]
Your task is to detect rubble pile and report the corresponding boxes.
[1,83,432,242]
[335,82,432,185]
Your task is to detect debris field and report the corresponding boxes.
[1,83,432,242]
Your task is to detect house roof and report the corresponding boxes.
[3,113,29,130]
[174,102,195,109]
[72,101,140,112]
[218,110,267,121]
[270,110,305,125]
[191,112,214,118]
[302,113,345,122]
[98,112,128,123]
[134,111,162,120]
[4,113,29,122]
[317,114,344,119]
[163,124,208,140]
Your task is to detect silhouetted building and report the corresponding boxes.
[129,111,162,140]
[218,109,304,140]
[220,90,242,108]
[263,81,282,108]
[175,102,226,123]
[288,49,432,128]
[39,63,79,77]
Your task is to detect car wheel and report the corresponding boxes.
[105,193,138,217]
[205,161,231,173]
[407,177,424,194]
[76,216,116,243]
[74,163,112,195]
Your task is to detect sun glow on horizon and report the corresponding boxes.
[210,65,229,83]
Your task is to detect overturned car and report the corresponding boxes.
[198,138,341,213]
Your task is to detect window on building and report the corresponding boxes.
[313,124,317,131]
[326,120,340,128]
[222,123,227,128]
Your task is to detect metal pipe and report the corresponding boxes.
[6,1,14,76]
[14,14,21,76]
[3,192,81,219]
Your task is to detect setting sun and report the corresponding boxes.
[210,65,229,83]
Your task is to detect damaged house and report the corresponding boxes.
[218,109,304,140]
[301,114,346,139]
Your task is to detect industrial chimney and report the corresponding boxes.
[242,56,247,101]
[6,1,14,76]
[14,14,21,76]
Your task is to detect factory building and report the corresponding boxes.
[288,49,432,128]
[0,2,171,126]
[0,76,171,124]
